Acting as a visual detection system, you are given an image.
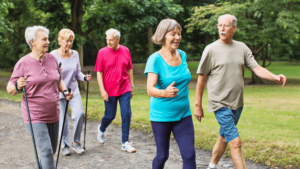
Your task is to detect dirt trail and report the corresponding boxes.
[0,99,270,169]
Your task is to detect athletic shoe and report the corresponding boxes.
[121,141,136,153]
[71,142,85,154]
[61,147,70,156]
[97,125,105,143]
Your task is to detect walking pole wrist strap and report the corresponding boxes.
[14,82,23,93]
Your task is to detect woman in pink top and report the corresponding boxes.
[7,26,73,169]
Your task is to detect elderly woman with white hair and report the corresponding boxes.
[144,19,196,169]
[50,29,92,156]
[6,25,73,169]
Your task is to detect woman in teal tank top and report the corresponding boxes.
[144,19,196,169]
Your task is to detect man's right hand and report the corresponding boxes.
[101,90,109,101]
[194,106,204,122]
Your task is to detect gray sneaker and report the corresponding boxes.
[97,125,105,143]
[61,147,70,156]
[71,142,85,154]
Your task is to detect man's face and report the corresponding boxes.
[217,16,237,44]
[106,33,119,50]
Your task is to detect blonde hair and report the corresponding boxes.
[152,19,182,45]
[58,29,75,41]
[25,26,49,49]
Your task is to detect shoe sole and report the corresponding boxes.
[121,148,136,153]
[62,153,71,156]
[71,147,84,154]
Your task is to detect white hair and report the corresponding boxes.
[218,14,237,26]
[105,28,121,39]
[25,26,49,49]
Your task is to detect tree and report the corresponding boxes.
[186,0,300,84]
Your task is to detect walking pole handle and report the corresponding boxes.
[87,69,90,74]
[59,62,62,68]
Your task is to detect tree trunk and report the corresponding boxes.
[77,44,86,91]
[262,45,268,67]
[249,43,269,84]
[250,71,264,84]
[147,27,154,56]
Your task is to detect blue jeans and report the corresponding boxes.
[99,91,132,143]
[214,107,243,143]
[151,116,196,169]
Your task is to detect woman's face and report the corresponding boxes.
[164,27,181,50]
[59,36,74,51]
[31,31,50,53]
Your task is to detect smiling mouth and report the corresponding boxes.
[172,42,179,45]
[221,32,226,35]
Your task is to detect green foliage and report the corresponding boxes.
[186,0,300,61]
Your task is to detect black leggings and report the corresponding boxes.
[151,115,196,169]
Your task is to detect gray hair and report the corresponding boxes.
[152,19,182,45]
[25,26,49,49]
[218,14,237,26]
[105,28,121,39]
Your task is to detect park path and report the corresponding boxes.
[0,99,270,169]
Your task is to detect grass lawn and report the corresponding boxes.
[1,61,300,168]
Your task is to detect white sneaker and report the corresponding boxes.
[97,125,105,143]
[121,141,136,153]
[71,142,85,154]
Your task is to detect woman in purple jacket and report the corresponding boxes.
[7,25,73,169]
[51,29,92,156]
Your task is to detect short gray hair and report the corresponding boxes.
[25,26,49,49]
[106,28,121,39]
[218,14,237,26]
[152,19,182,45]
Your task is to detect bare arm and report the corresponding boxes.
[194,74,207,122]
[97,72,108,101]
[252,65,287,87]
[128,69,134,98]
[147,73,179,98]
[7,76,27,96]
[58,79,73,100]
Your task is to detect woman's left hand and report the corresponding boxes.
[65,91,74,100]
[86,74,92,81]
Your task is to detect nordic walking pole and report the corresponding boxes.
[22,76,40,169]
[56,88,71,168]
[83,69,90,150]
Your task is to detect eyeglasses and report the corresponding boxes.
[216,24,232,28]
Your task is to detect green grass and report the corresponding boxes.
[1,62,300,168]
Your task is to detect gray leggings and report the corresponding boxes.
[59,93,84,148]
[26,121,59,169]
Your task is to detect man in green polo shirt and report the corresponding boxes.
[194,14,287,169]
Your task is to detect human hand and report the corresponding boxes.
[101,90,109,101]
[274,74,287,87]
[86,74,92,81]
[64,90,74,100]
[163,81,179,97]
[194,106,204,122]
[131,88,134,99]
[17,76,27,90]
